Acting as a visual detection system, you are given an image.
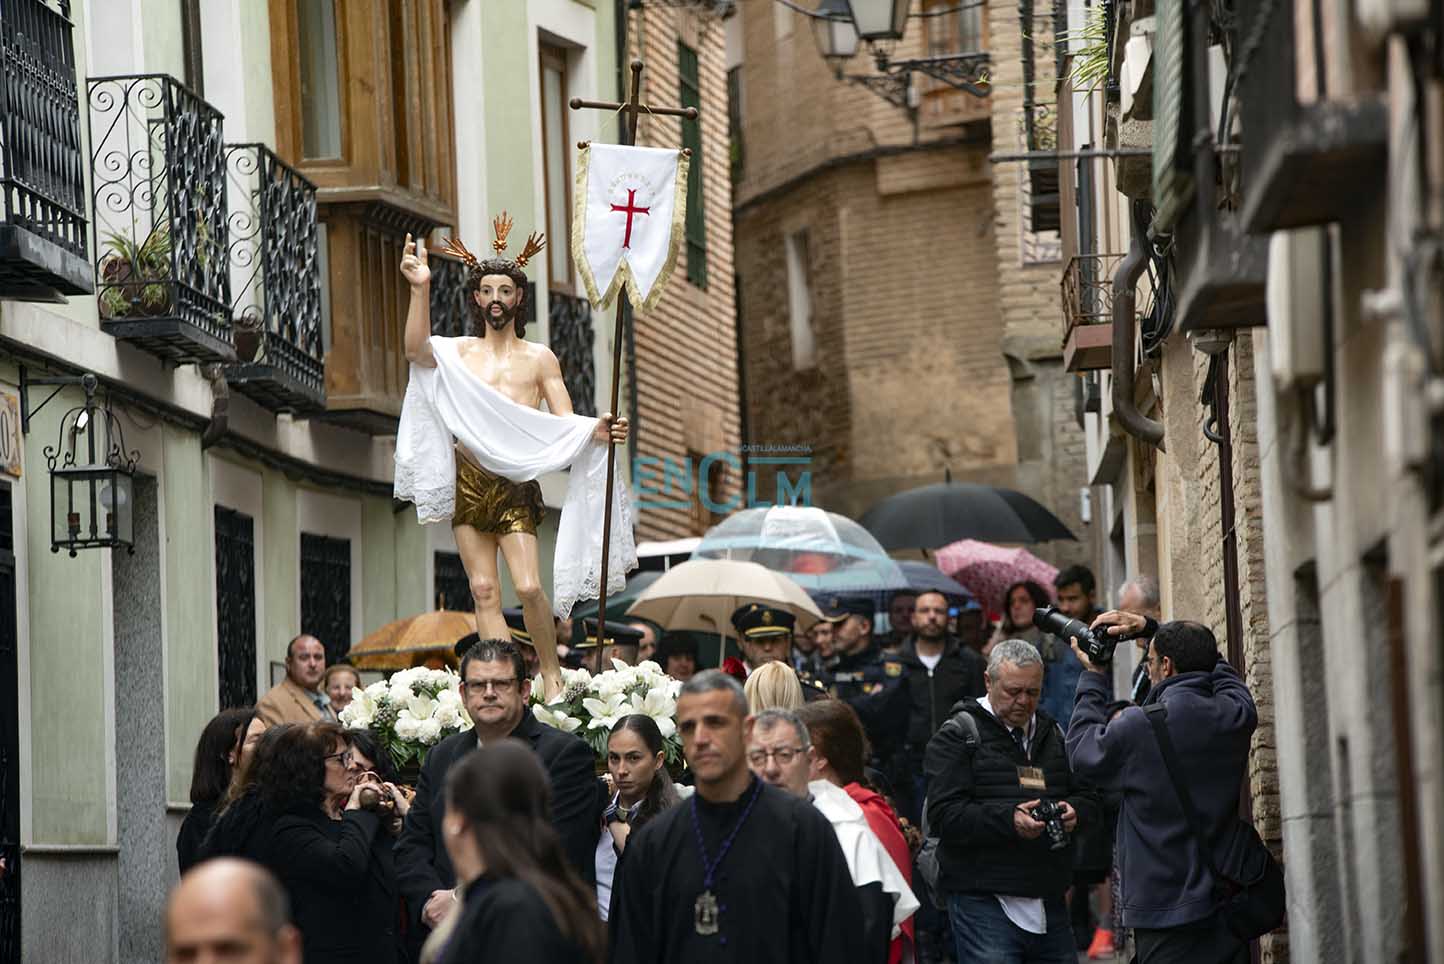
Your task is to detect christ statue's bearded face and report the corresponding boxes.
[473,274,523,332]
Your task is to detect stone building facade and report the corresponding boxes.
[731,0,1089,579]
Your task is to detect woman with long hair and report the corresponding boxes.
[743,660,804,715]
[797,699,915,964]
[435,740,607,964]
[984,579,1050,656]
[596,714,681,921]
[178,707,259,872]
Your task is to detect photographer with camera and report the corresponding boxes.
[923,639,1099,962]
[1065,612,1280,963]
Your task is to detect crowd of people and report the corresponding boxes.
[164,564,1263,964]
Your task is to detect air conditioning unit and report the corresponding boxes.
[1267,228,1328,390]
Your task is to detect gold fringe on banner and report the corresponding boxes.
[571,145,691,313]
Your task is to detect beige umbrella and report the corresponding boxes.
[624,559,823,643]
[347,610,475,671]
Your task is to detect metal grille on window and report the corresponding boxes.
[215,506,257,708]
[678,42,707,288]
[434,551,472,612]
[300,533,351,666]
[0,484,19,964]
[549,292,596,417]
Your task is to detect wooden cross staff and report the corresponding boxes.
[570,59,698,673]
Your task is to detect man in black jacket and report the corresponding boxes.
[395,638,598,944]
[884,590,986,823]
[925,638,1098,963]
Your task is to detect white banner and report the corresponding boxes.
[571,143,690,311]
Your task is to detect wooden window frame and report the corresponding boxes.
[539,43,575,294]
[272,0,352,170]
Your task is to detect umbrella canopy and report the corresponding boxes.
[934,540,1058,614]
[567,570,665,623]
[625,559,823,639]
[347,610,476,671]
[693,505,908,591]
[860,481,1076,550]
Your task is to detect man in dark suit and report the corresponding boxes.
[396,637,599,941]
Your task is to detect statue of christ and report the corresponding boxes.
[397,219,628,701]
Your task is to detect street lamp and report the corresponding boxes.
[812,0,861,71]
[20,368,139,556]
[844,0,909,42]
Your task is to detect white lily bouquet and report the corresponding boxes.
[338,666,473,774]
[529,660,684,766]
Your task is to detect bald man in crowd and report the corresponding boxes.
[165,858,302,964]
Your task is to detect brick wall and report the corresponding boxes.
[984,0,1091,569]
[627,7,741,540]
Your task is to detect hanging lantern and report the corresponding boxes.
[42,374,138,556]
[844,0,910,42]
[812,0,861,70]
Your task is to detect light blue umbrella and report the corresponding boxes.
[693,506,908,592]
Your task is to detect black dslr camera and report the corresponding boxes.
[1030,800,1069,851]
[1033,605,1118,666]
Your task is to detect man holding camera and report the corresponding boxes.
[1065,613,1258,964]
[924,639,1099,962]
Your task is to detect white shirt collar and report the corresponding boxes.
[977,694,1035,742]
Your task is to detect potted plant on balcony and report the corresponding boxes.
[98,228,172,320]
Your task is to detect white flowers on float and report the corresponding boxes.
[529,658,683,765]
[339,666,472,772]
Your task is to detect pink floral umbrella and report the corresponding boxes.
[933,539,1058,617]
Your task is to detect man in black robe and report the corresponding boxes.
[396,638,598,949]
[609,670,866,964]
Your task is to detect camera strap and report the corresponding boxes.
[1143,703,1227,884]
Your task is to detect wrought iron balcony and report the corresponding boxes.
[223,144,324,413]
[0,0,90,300]
[1060,253,1122,371]
[549,291,595,418]
[88,74,232,362]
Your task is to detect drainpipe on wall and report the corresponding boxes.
[1111,227,1166,450]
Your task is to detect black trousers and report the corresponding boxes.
[1133,915,1248,964]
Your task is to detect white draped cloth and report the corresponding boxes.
[809,780,920,938]
[393,336,636,617]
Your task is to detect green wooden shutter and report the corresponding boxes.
[678,41,707,288]
[1151,0,1194,233]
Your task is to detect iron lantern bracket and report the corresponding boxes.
[19,365,99,436]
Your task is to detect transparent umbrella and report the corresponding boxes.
[692,505,908,592]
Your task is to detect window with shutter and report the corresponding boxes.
[678,42,708,289]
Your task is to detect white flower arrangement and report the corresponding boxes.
[529,660,683,765]
[339,666,473,773]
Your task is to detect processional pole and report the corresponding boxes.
[569,61,698,673]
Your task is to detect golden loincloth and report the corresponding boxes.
[453,455,545,536]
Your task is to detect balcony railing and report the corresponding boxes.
[549,291,596,418]
[0,0,90,299]
[1060,253,1123,371]
[429,251,469,337]
[88,74,232,362]
[223,144,324,412]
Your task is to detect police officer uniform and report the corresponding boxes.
[728,603,829,700]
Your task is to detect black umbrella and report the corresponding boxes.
[860,481,1076,550]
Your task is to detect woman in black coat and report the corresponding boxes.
[177,707,260,872]
[260,722,401,964]
[434,740,606,964]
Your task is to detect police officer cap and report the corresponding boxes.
[576,617,645,650]
[823,595,874,620]
[730,603,796,639]
[502,607,532,645]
